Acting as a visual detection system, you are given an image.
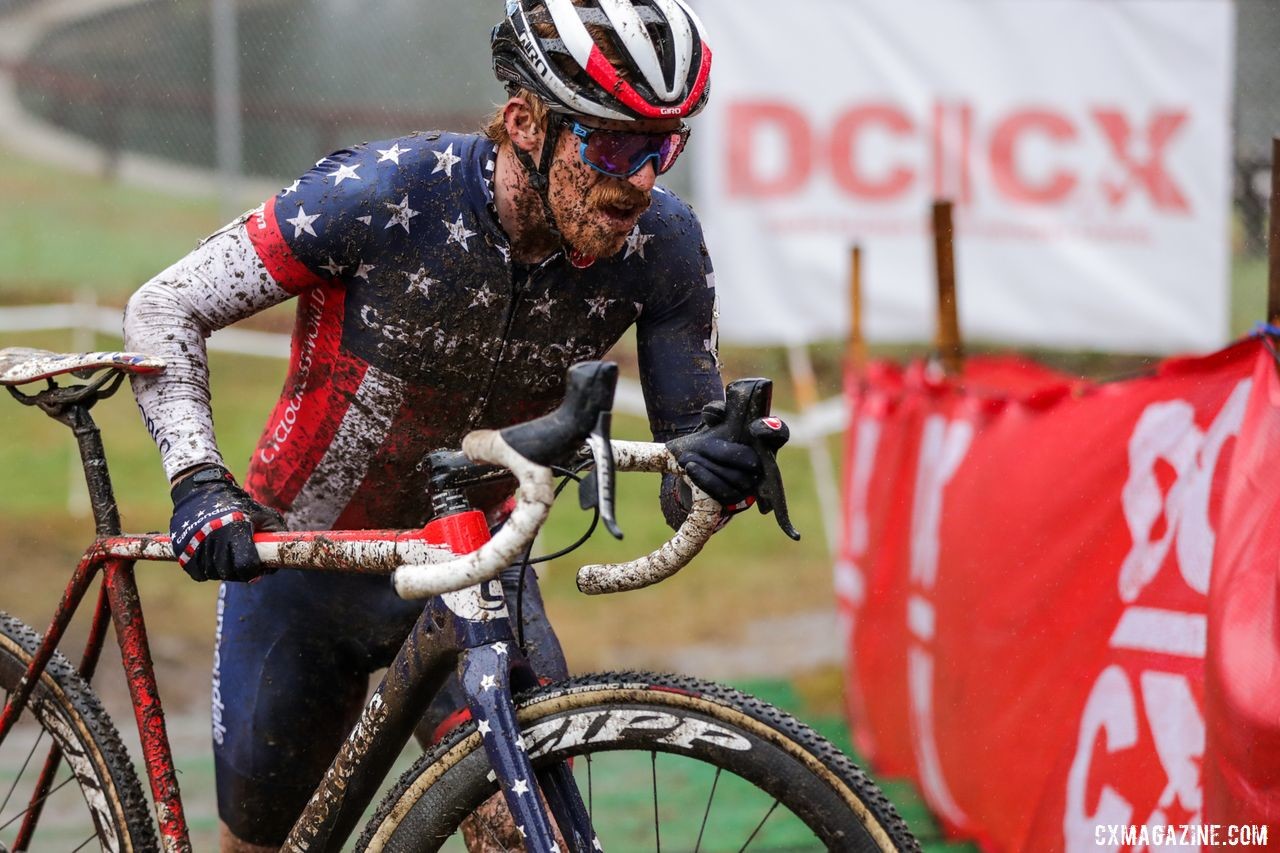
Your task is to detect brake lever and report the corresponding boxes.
[667,378,801,542]
[749,415,799,541]
[582,411,623,539]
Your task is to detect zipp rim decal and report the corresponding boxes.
[521,685,894,849]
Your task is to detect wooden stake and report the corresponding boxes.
[1269,137,1280,326]
[785,343,840,555]
[932,200,964,376]
[848,244,867,371]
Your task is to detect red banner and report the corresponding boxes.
[837,340,1279,850]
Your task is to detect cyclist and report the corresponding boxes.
[124,1,764,849]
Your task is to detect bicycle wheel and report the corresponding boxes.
[0,612,157,852]
[359,672,919,852]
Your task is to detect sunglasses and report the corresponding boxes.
[563,118,691,179]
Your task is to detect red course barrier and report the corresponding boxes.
[836,339,1279,851]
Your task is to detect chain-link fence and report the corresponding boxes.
[5,1,1276,211]
[5,0,500,182]
[1,0,1276,245]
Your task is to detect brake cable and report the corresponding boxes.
[514,459,601,650]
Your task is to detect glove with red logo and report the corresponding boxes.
[672,411,763,511]
[169,466,285,582]
[663,389,799,540]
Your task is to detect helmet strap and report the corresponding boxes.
[511,114,598,268]
[513,115,565,242]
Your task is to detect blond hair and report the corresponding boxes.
[484,88,552,146]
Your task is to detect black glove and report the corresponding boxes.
[672,401,764,507]
[169,466,285,582]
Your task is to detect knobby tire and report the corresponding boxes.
[0,613,156,852]
[359,671,919,852]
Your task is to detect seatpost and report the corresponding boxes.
[14,374,126,537]
[53,403,120,537]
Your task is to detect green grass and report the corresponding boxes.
[1232,251,1270,335]
[570,751,830,850]
[0,329,274,527]
[0,149,224,303]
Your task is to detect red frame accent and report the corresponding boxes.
[0,518,486,849]
[104,560,191,851]
[0,551,100,742]
[423,510,491,553]
[0,546,194,852]
[430,706,474,744]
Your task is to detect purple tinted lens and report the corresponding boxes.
[583,129,685,176]
[656,134,682,172]
[584,133,660,175]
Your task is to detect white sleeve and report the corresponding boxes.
[123,211,294,481]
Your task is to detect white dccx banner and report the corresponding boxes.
[693,0,1235,352]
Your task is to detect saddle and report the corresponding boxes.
[0,347,165,387]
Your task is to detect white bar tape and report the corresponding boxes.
[392,430,555,599]
[575,441,722,595]
[608,439,683,473]
[103,438,720,597]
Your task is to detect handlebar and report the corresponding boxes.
[92,358,794,599]
[159,434,720,598]
[391,428,558,598]
[388,437,724,598]
[178,435,719,598]
[573,441,722,595]
[390,358,726,598]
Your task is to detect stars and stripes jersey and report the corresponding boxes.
[124,130,722,531]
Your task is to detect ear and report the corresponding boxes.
[503,97,544,156]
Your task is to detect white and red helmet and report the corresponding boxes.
[491,0,713,122]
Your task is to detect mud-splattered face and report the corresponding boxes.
[543,116,682,259]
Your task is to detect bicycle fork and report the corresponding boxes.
[415,501,598,852]
[461,628,597,853]
[438,508,597,853]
